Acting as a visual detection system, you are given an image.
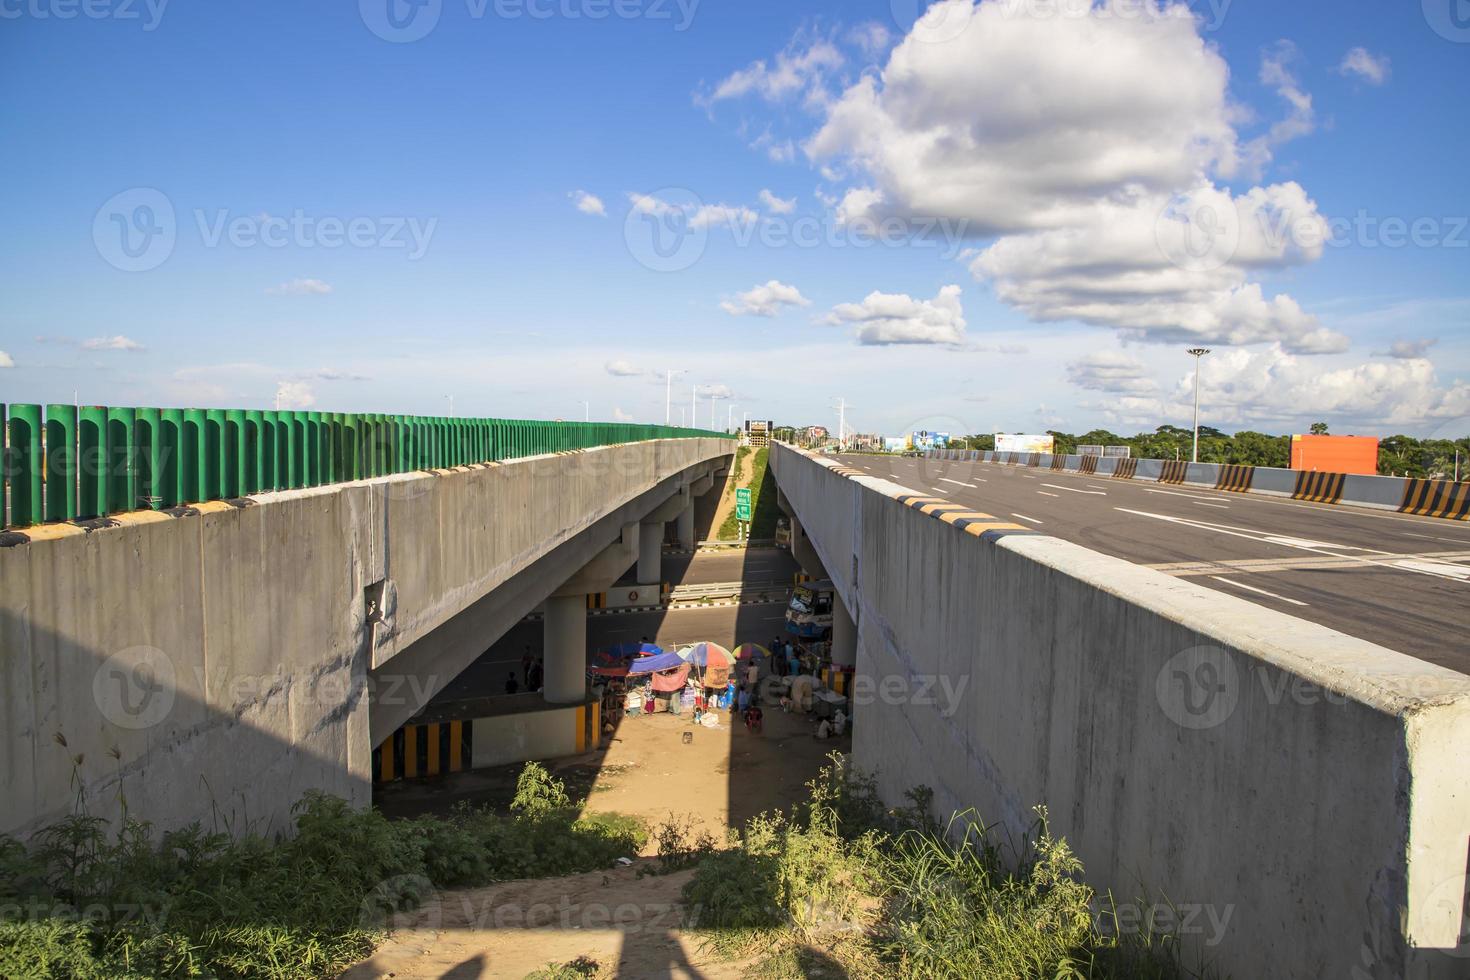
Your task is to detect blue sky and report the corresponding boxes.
[1,0,1467,438]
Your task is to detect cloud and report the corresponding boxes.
[613,406,634,422]
[303,367,372,381]
[571,190,607,216]
[1088,346,1470,429]
[1066,351,1159,395]
[627,193,758,230]
[274,380,316,410]
[823,284,966,346]
[758,189,797,214]
[1338,47,1390,86]
[1379,338,1437,360]
[267,278,333,296]
[847,21,892,59]
[721,280,810,318]
[697,383,735,399]
[0,351,13,368]
[82,335,145,351]
[797,1,1335,353]
[698,36,844,108]
[605,359,647,377]
[751,131,797,162]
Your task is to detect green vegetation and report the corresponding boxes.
[0,764,644,979]
[681,755,1210,980]
[949,426,1469,479]
[717,447,781,539]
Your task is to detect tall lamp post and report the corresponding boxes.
[1187,348,1211,463]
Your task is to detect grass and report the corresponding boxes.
[0,764,645,979]
[717,446,779,540]
[680,754,1213,980]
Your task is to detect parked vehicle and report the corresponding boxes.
[786,579,835,639]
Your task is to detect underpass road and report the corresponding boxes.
[838,454,1470,673]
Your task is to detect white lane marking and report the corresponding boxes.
[1012,513,1044,524]
[1403,532,1468,544]
[1043,483,1105,495]
[1210,577,1309,606]
[1116,507,1470,585]
[1192,502,1229,509]
[1140,486,1233,501]
[941,478,979,488]
[1087,485,1109,491]
[1395,560,1470,581]
[932,487,949,494]
[1037,491,1060,498]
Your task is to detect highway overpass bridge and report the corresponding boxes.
[0,404,733,839]
[772,443,1469,980]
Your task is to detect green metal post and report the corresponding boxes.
[8,404,42,527]
[182,409,206,504]
[204,409,225,501]
[107,407,136,512]
[245,409,265,493]
[160,408,184,507]
[45,404,77,523]
[135,408,162,509]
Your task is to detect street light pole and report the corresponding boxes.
[665,371,672,426]
[1187,348,1211,463]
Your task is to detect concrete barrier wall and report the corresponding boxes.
[775,443,1470,979]
[0,438,731,840]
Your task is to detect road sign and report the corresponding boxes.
[735,487,752,522]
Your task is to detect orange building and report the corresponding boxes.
[1290,434,1380,475]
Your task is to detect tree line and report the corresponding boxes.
[945,426,1468,480]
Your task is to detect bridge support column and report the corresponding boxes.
[790,515,824,577]
[543,595,588,703]
[676,499,694,549]
[637,520,663,583]
[543,522,640,704]
[831,591,856,668]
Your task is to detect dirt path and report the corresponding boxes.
[708,451,746,541]
[348,704,851,979]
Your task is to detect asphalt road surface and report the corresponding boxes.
[837,454,1470,674]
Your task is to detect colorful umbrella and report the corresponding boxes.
[608,641,662,660]
[733,643,769,661]
[682,642,733,669]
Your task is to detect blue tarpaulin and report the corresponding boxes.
[609,642,663,660]
[627,651,686,674]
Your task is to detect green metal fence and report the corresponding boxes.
[1,403,731,530]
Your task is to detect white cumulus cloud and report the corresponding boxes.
[721,280,810,318]
[0,351,13,368]
[699,37,844,108]
[571,190,607,216]
[794,0,1337,353]
[1066,351,1159,395]
[758,189,797,214]
[267,278,333,296]
[1379,338,1437,360]
[274,380,316,410]
[1339,47,1390,85]
[605,359,647,377]
[82,335,145,351]
[823,284,966,346]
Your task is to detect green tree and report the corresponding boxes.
[1309,422,1329,435]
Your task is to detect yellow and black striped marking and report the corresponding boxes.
[1078,456,1099,476]
[1216,465,1255,493]
[586,592,608,609]
[830,466,865,477]
[375,720,472,782]
[1293,471,1346,504]
[893,494,1034,539]
[821,666,854,697]
[1399,478,1470,520]
[1049,455,1066,470]
[1159,460,1189,484]
[1113,458,1138,480]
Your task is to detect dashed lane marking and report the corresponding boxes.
[1210,576,1309,606]
[1042,483,1105,495]
[1013,513,1044,524]
[1192,502,1229,509]
[940,478,979,488]
[1037,491,1060,497]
